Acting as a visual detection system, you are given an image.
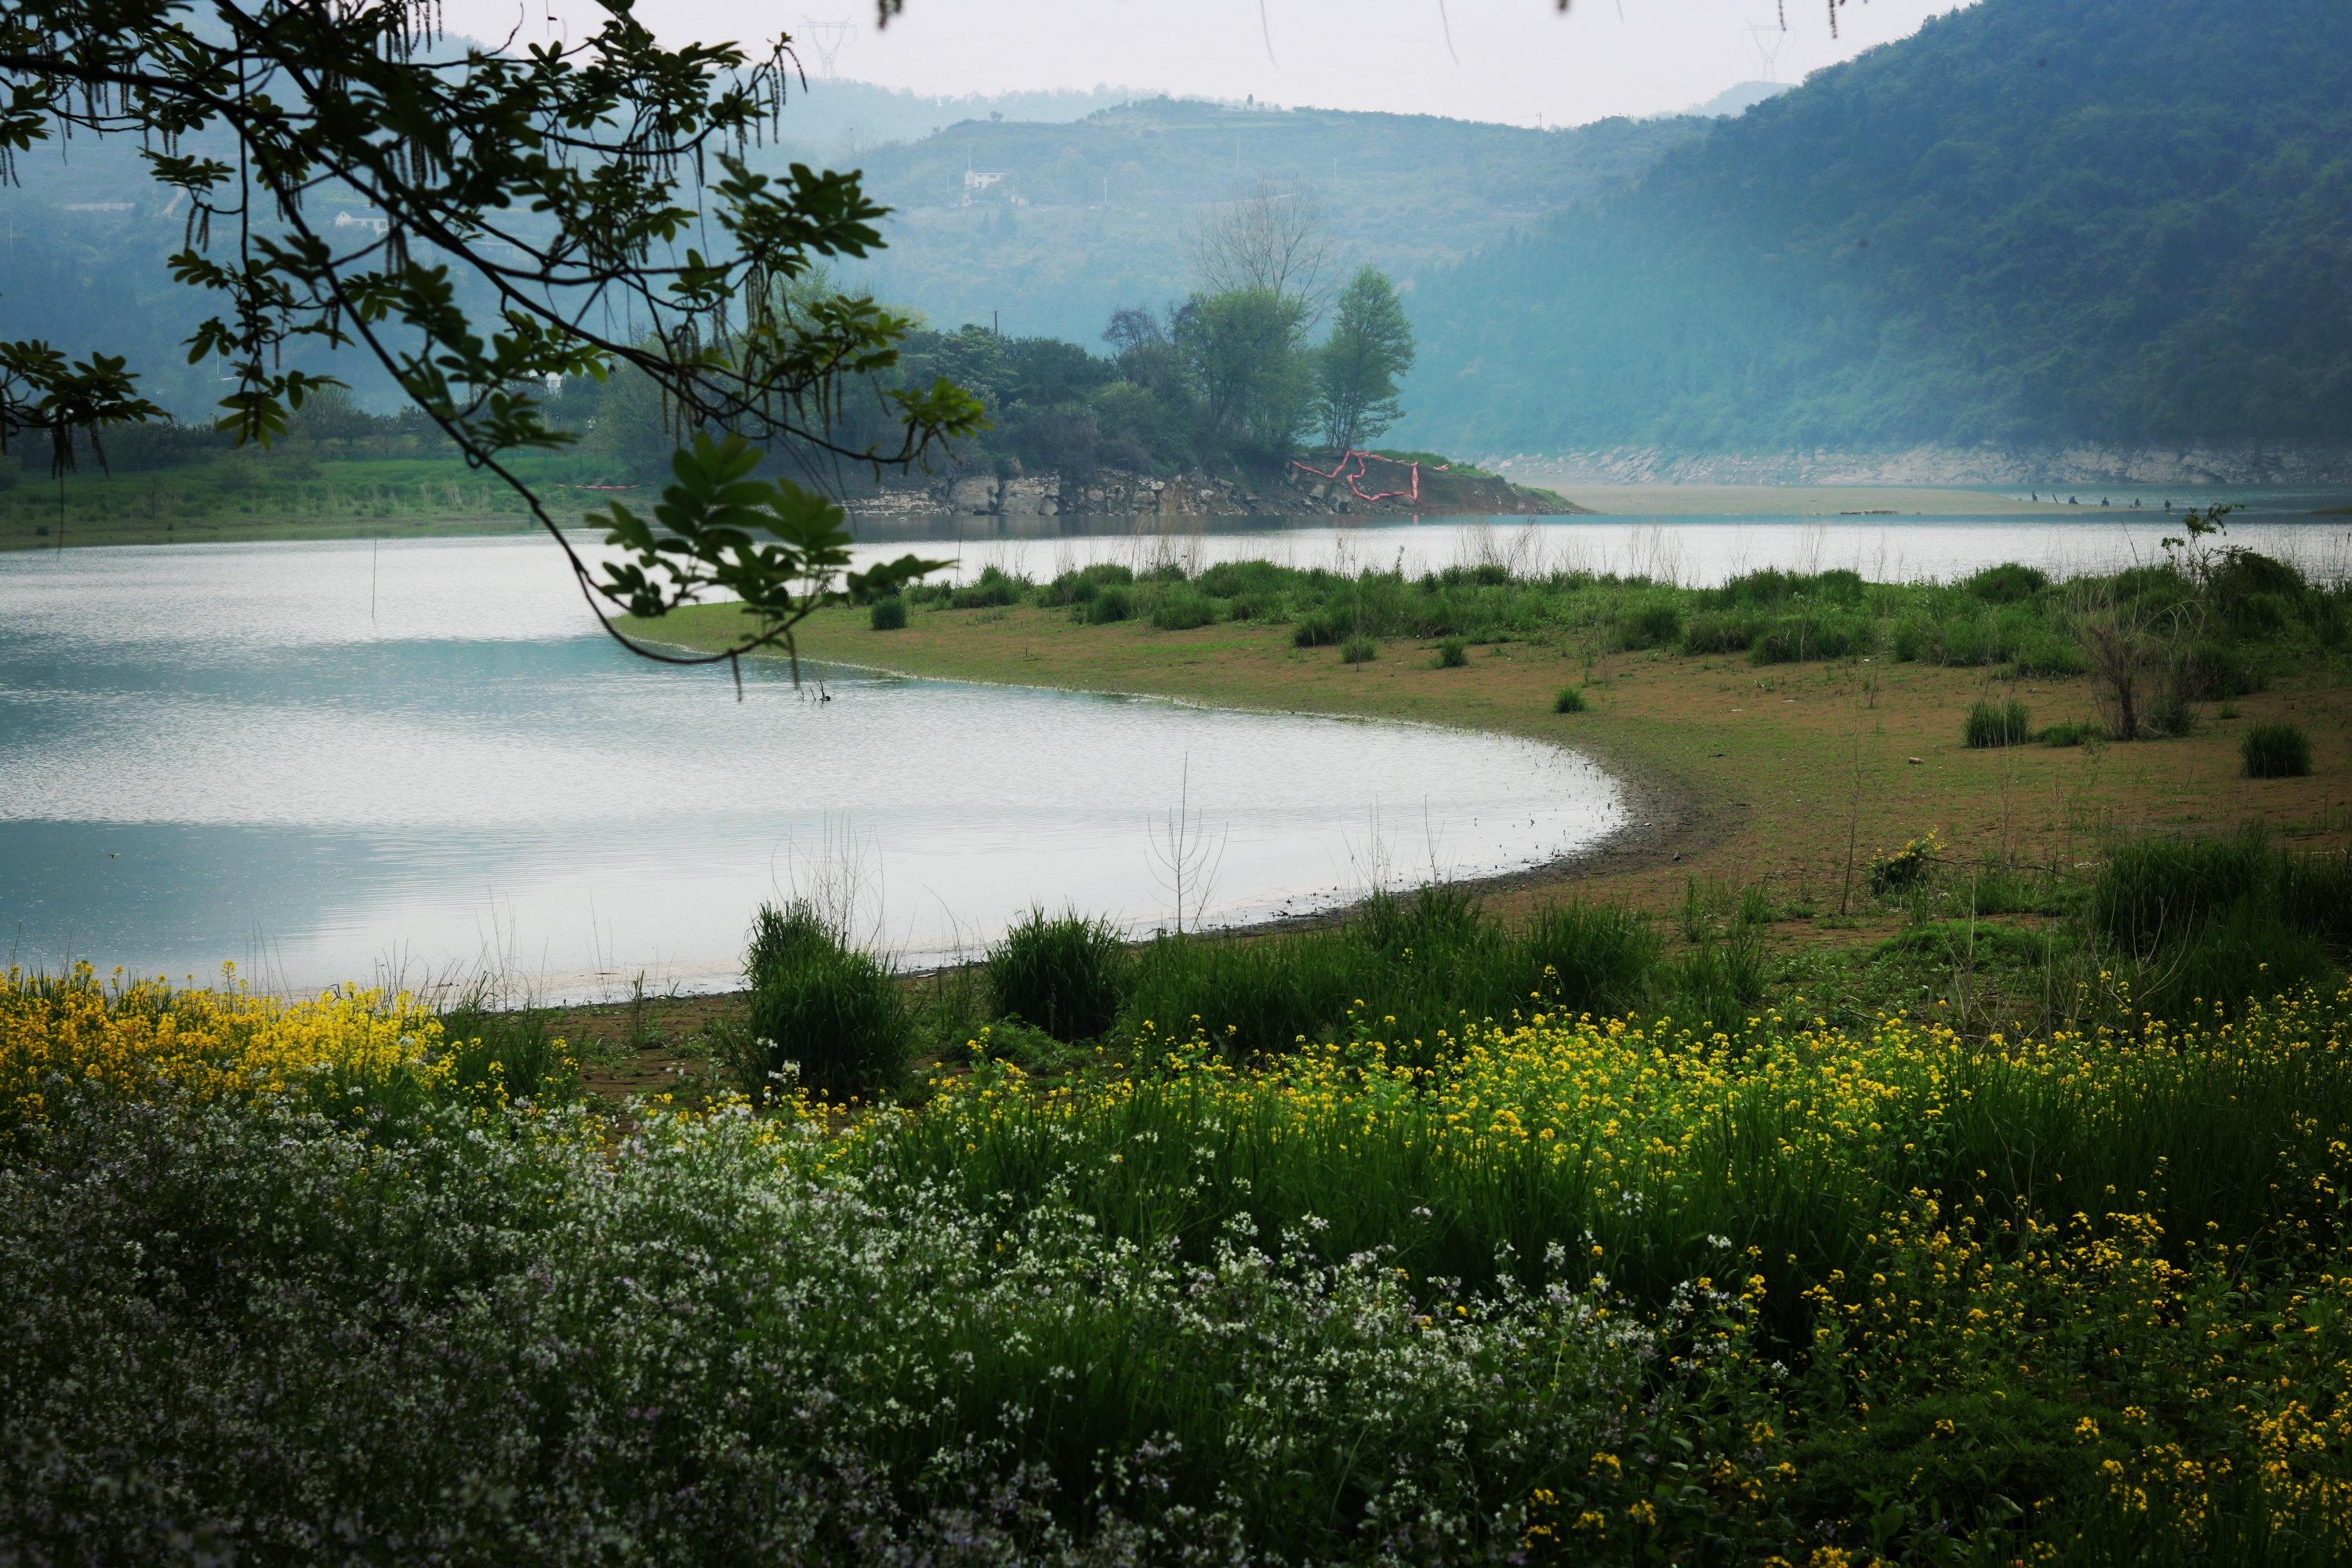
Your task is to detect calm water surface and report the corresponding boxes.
[1,536,1623,998]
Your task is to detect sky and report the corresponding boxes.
[457,0,1969,129]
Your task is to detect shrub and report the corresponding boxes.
[2037,720,2103,748]
[1290,613,1340,648]
[1081,585,1134,624]
[2243,722,2312,779]
[1962,562,2050,604]
[2012,634,2089,677]
[1682,610,1761,655]
[985,909,1128,1043]
[1553,684,1587,714]
[1435,637,1469,668]
[1150,590,1218,631]
[1621,601,1681,651]
[1749,614,1869,665]
[869,595,908,631]
[950,566,1025,610]
[1341,636,1379,664]
[744,901,909,1100]
[1963,699,2031,749]
[1044,562,1135,607]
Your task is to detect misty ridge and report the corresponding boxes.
[3,0,2347,488]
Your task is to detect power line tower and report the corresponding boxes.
[800,17,855,78]
[1744,23,1787,82]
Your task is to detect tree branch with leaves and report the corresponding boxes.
[0,0,983,673]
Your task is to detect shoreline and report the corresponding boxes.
[640,606,1744,948]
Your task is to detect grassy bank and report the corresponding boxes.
[648,547,2348,957]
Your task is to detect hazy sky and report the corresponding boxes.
[463,0,1969,128]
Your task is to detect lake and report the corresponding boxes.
[0,535,1623,1000]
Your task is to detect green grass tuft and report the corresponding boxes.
[1964,698,2032,748]
[2244,721,2312,779]
[985,909,1128,1043]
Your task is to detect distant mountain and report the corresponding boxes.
[765,78,1145,154]
[1398,0,2352,463]
[780,98,1709,346]
[1669,81,1792,119]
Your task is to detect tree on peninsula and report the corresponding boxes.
[1315,266,1415,453]
[0,0,982,673]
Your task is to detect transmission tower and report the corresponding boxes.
[1744,23,1787,83]
[800,17,855,78]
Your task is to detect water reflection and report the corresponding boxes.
[0,537,1621,998]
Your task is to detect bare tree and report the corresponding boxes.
[1186,179,1335,333]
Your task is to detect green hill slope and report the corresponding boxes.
[1399,0,2352,458]
[798,97,1708,346]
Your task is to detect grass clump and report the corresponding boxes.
[985,908,1127,1043]
[1434,636,1468,668]
[949,565,1027,610]
[742,900,910,1101]
[1963,697,2031,748]
[1553,684,1588,714]
[2244,720,2313,778]
[2090,830,2350,1019]
[2038,720,2103,747]
[1080,583,1134,624]
[1340,635,1378,664]
[869,594,907,631]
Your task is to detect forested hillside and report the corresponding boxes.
[792,98,1708,347]
[1401,0,2352,459]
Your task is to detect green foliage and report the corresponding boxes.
[1339,635,1378,664]
[1661,927,1768,1027]
[1149,588,1218,631]
[2038,720,2103,748]
[1963,698,2031,748]
[985,909,1128,1043]
[1314,265,1415,452]
[1964,562,2051,604]
[949,564,1028,609]
[1122,888,1657,1062]
[1291,612,1340,648]
[869,595,907,631]
[1435,636,1469,668]
[1174,286,1316,458]
[1553,684,1588,713]
[2245,721,2313,779]
[742,901,910,1101]
[1748,612,1871,664]
[1080,584,1134,624]
[591,433,950,670]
